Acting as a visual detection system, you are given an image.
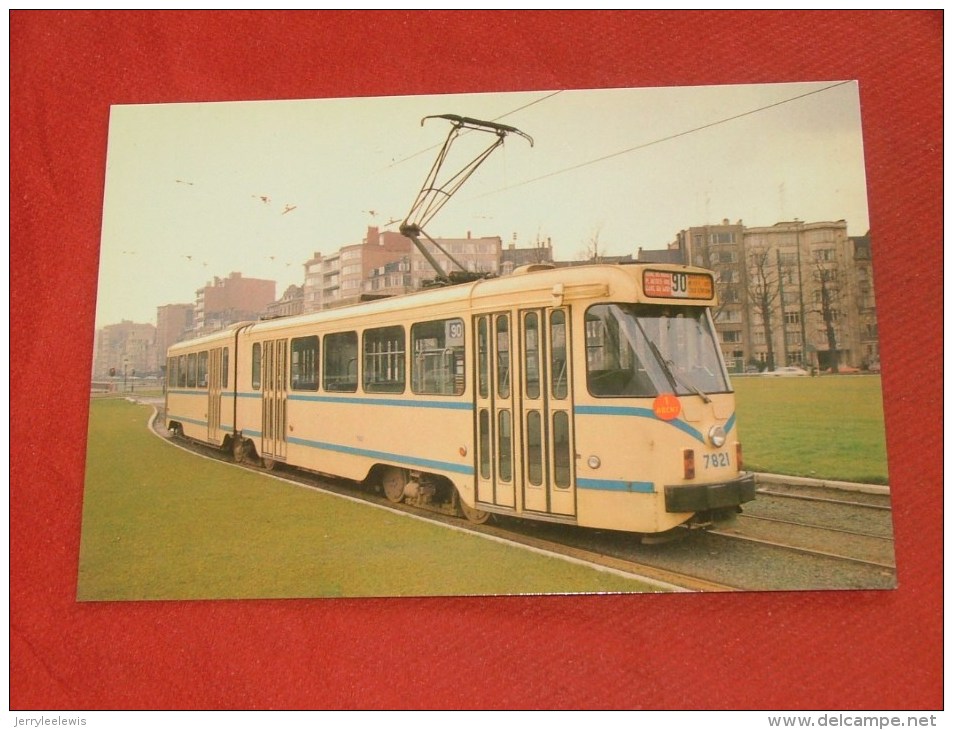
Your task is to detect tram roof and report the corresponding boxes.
[247,262,712,334]
[170,262,714,350]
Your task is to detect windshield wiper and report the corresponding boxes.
[634,318,711,404]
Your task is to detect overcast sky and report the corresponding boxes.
[96,81,870,327]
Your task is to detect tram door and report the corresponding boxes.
[475,313,516,509]
[261,339,288,463]
[474,309,576,517]
[207,347,224,444]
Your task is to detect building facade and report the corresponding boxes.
[264,284,304,319]
[155,303,193,363]
[303,227,506,310]
[192,272,276,336]
[93,320,158,379]
[407,233,502,288]
[303,227,413,312]
[500,237,554,274]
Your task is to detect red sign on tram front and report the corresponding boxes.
[643,270,714,300]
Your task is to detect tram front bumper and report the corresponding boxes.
[664,473,757,513]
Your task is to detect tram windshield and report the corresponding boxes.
[585,303,730,399]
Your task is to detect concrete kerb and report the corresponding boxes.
[755,472,890,496]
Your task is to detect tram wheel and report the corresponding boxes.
[459,497,491,525]
[381,467,407,503]
[261,456,277,471]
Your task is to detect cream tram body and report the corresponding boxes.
[165,263,754,535]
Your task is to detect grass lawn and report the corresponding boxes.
[732,375,889,484]
[78,399,660,601]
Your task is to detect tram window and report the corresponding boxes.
[585,303,728,398]
[585,305,647,397]
[477,317,489,399]
[498,410,513,482]
[526,410,543,486]
[168,358,178,390]
[197,351,208,389]
[495,315,510,399]
[478,409,491,479]
[551,310,568,400]
[524,312,540,400]
[177,355,187,388]
[186,353,197,388]
[252,343,261,390]
[222,348,229,389]
[324,331,358,392]
[553,411,571,488]
[412,318,465,395]
[291,336,319,391]
[364,326,405,393]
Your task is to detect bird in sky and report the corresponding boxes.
[282,204,297,215]
[175,179,194,186]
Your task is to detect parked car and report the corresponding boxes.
[824,365,860,374]
[762,366,809,377]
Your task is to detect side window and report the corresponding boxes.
[168,357,178,390]
[495,315,510,399]
[177,355,187,387]
[186,352,197,388]
[222,348,229,389]
[197,351,208,389]
[477,316,489,399]
[291,336,319,391]
[550,310,568,400]
[363,326,405,393]
[324,332,358,392]
[523,312,540,400]
[412,318,465,395]
[252,343,261,390]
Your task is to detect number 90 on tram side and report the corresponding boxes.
[165,263,755,538]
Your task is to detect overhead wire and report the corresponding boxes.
[473,80,855,199]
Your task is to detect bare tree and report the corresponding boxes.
[580,227,604,263]
[746,247,782,371]
[810,252,845,372]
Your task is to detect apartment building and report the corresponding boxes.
[192,272,275,335]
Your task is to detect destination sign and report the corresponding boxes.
[643,270,714,300]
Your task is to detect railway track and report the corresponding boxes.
[708,519,895,570]
[148,404,896,593]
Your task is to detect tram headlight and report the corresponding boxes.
[708,425,727,448]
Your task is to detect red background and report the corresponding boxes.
[11,11,942,709]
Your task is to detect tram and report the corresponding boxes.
[165,262,755,535]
